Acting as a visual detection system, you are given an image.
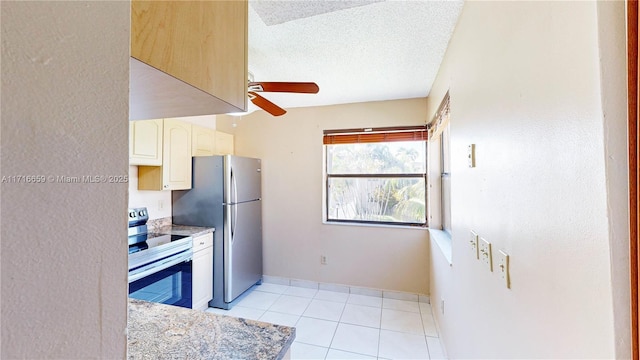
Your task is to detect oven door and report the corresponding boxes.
[128,251,193,309]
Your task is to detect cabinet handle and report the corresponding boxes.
[200,241,205,245]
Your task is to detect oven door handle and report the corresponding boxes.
[128,251,192,284]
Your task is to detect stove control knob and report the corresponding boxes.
[138,210,145,217]
[129,212,135,218]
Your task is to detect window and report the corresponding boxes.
[323,126,428,226]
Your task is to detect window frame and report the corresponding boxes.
[323,127,429,227]
[427,91,451,234]
[440,122,451,234]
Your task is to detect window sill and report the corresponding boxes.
[429,229,452,266]
[323,220,429,231]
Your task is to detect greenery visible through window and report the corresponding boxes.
[324,128,427,226]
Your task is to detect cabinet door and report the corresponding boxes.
[192,125,217,157]
[131,1,247,110]
[129,119,162,165]
[192,233,213,311]
[214,131,234,155]
[162,119,192,190]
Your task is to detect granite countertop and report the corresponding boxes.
[155,224,214,238]
[146,217,214,238]
[128,299,295,360]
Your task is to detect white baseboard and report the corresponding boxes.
[262,275,430,304]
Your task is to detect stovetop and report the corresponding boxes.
[128,233,192,271]
[128,233,189,254]
[127,207,192,272]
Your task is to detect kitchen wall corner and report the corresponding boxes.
[129,165,172,219]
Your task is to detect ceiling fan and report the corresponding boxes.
[245,73,319,116]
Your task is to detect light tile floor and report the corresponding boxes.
[206,282,446,360]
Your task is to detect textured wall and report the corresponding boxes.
[218,98,430,294]
[1,2,129,358]
[427,1,623,358]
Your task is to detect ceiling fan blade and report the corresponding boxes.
[248,91,287,116]
[248,82,319,94]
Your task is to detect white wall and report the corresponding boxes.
[174,114,217,129]
[218,98,430,293]
[1,2,129,358]
[596,2,631,358]
[427,1,626,358]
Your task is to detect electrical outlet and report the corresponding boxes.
[497,250,510,288]
[470,231,479,259]
[158,199,165,210]
[440,298,445,315]
[320,255,327,265]
[479,237,492,271]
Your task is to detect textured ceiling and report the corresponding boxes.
[247,0,464,110]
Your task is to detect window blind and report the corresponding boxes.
[323,125,428,145]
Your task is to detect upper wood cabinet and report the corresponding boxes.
[192,125,217,157]
[129,119,163,166]
[215,131,234,155]
[192,125,235,156]
[138,119,192,190]
[130,0,248,120]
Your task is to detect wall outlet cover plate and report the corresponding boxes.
[479,237,492,271]
[498,250,510,288]
[470,230,479,259]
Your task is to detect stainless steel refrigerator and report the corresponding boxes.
[172,155,262,309]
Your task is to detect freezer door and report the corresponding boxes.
[223,200,262,303]
[224,155,261,204]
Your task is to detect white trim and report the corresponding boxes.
[262,276,430,303]
[429,229,452,265]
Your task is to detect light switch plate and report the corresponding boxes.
[498,250,510,288]
[479,237,492,271]
[470,231,479,259]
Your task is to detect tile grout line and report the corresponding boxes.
[377,298,384,359]
[242,283,438,359]
[419,301,432,360]
[323,293,348,359]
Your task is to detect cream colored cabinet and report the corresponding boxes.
[192,232,214,311]
[130,1,248,120]
[192,126,234,156]
[214,131,235,155]
[129,119,163,166]
[192,125,217,157]
[138,119,192,190]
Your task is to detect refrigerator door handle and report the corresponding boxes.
[231,203,237,243]
[231,167,238,205]
[224,202,235,302]
[230,168,238,241]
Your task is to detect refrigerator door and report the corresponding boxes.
[224,155,261,204]
[223,200,263,303]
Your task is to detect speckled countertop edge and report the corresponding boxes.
[128,299,295,360]
[146,217,214,237]
[157,224,214,237]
